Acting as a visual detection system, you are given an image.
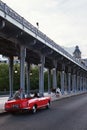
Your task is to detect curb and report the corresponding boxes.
[52,92,87,102]
[0,109,7,115]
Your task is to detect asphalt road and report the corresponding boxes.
[1,93,87,130]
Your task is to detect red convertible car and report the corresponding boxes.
[5,92,51,114]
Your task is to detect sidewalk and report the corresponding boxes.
[0,91,86,114]
[0,96,8,114]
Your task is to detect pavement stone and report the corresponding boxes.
[0,97,8,113]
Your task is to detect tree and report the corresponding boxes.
[0,63,9,91]
[13,64,20,90]
[29,66,39,90]
[0,64,60,92]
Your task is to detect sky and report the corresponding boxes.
[1,0,87,58]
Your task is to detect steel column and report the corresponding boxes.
[84,77,86,91]
[61,71,65,95]
[53,68,57,89]
[68,73,71,94]
[82,76,84,91]
[72,74,75,92]
[73,74,76,92]
[61,64,65,95]
[68,67,71,93]
[48,69,51,94]
[65,73,67,92]
[39,55,45,96]
[72,69,76,93]
[83,77,85,91]
[76,71,80,92]
[20,45,26,98]
[26,62,30,96]
[78,76,80,91]
[86,78,87,90]
[52,60,57,90]
[85,77,87,90]
[9,56,13,98]
[80,76,82,91]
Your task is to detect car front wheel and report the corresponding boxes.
[32,105,37,114]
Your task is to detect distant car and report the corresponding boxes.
[5,93,51,114]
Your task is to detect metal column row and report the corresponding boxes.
[8,45,87,98]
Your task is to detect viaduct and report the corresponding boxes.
[0,1,87,98]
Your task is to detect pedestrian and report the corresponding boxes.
[13,89,21,99]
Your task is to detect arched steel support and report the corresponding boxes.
[0,20,5,29]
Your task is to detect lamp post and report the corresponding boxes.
[36,22,39,29]
[14,67,18,74]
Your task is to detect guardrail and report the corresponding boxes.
[0,90,39,96]
[0,0,87,71]
[0,91,9,95]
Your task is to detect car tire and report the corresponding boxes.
[32,105,37,114]
[11,112,17,115]
[46,101,50,109]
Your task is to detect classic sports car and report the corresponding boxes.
[5,93,51,114]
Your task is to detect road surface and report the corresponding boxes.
[1,93,87,130]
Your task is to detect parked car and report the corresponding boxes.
[5,92,51,114]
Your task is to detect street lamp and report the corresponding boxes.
[30,72,32,76]
[15,67,18,74]
[36,22,39,29]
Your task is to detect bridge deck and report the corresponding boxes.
[0,0,87,72]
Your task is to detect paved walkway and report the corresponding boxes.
[0,96,8,113]
[0,91,86,114]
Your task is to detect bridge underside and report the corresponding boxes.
[0,1,87,97]
[0,17,65,70]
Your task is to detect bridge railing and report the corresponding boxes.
[0,1,87,70]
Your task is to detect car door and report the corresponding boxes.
[38,97,47,107]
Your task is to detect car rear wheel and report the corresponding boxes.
[32,105,37,114]
[46,102,50,109]
[11,111,18,115]
[46,101,50,109]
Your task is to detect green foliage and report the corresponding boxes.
[29,66,39,90]
[0,63,20,91]
[0,64,9,91]
[13,64,20,90]
[0,64,60,92]
[44,71,49,91]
